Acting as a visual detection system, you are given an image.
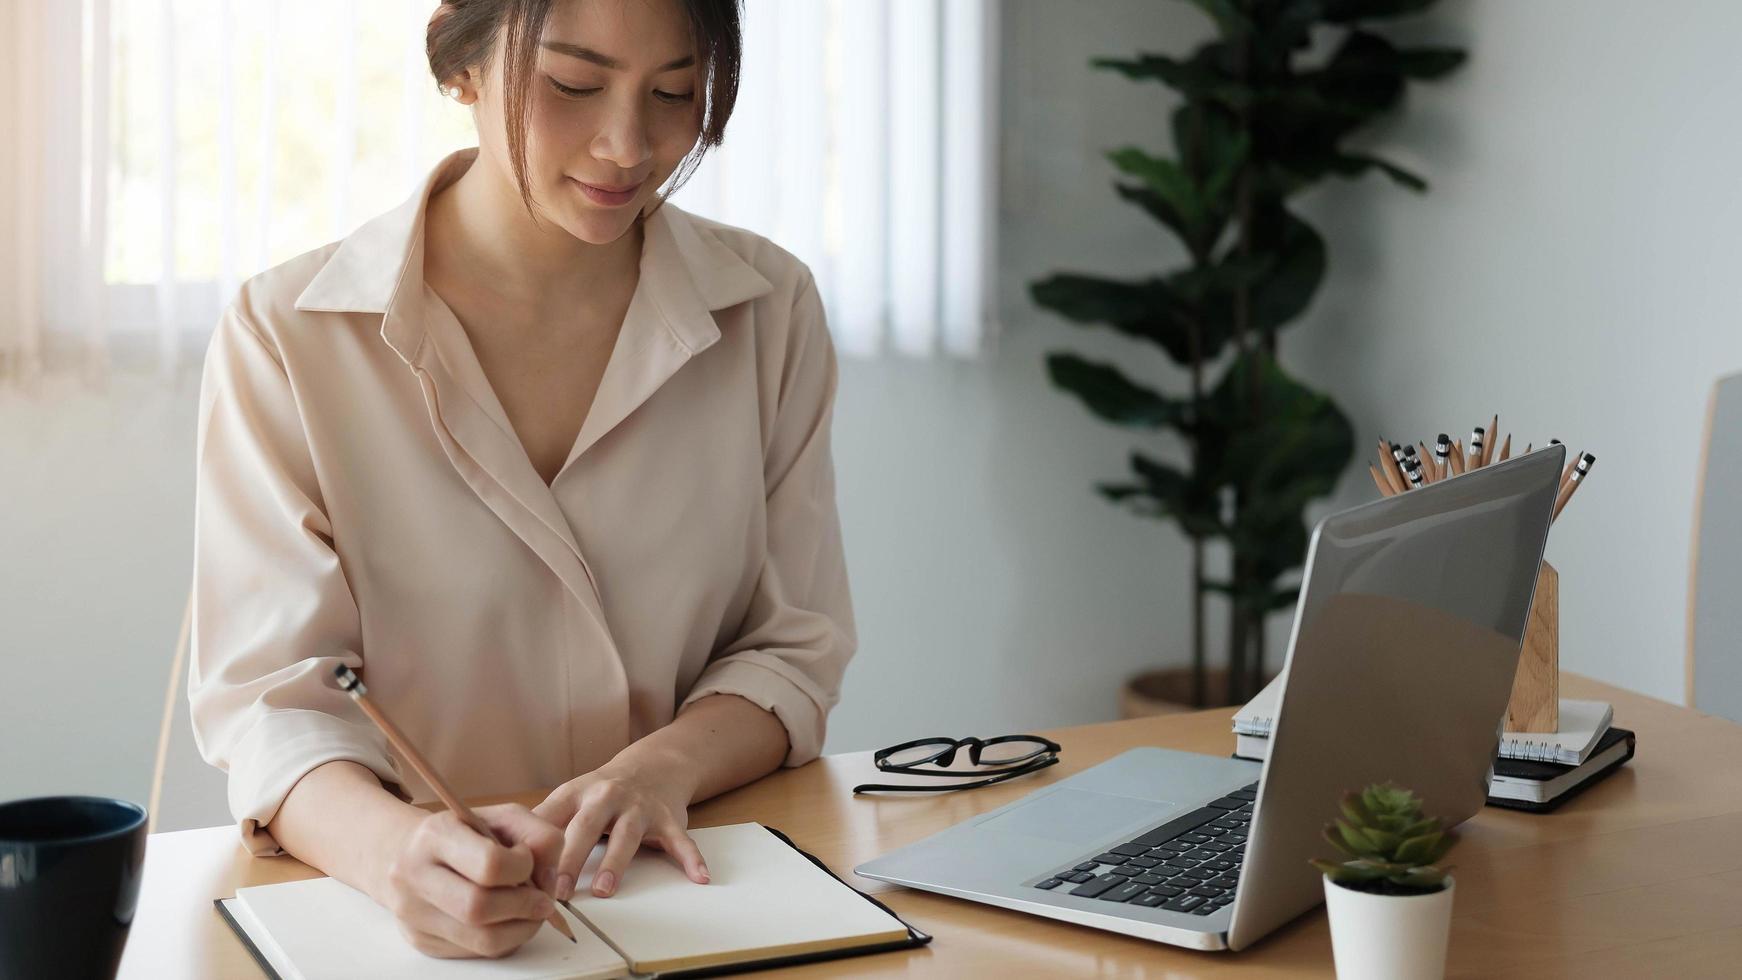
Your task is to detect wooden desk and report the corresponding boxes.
[119,675,1742,978]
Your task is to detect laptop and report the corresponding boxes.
[854,446,1564,951]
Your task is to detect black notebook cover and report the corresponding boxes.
[1485,727,1636,814]
[1231,728,1638,815]
[215,824,930,980]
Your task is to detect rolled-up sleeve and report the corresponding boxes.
[189,300,406,856]
[679,269,856,767]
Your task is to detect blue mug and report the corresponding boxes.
[0,796,148,979]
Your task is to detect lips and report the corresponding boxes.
[580,178,643,194]
[570,176,646,209]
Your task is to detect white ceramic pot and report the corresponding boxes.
[1323,874,1455,980]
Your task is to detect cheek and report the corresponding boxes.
[651,112,704,167]
[527,99,588,158]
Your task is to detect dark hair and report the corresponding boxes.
[427,0,742,219]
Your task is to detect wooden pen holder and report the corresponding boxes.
[1505,560,1559,733]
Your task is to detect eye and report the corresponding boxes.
[654,90,695,105]
[547,77,599,98]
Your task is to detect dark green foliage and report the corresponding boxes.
[1030,0,1464,705]
[1311,783,1455,894]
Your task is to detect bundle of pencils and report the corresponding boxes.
[1368,414,1595,524]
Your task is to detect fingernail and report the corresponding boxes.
[556,874,574,901]
[699,866,711,883]
[595,871,616,896]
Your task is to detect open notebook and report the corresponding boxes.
[217,823,927,980]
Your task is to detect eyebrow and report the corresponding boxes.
[540,42,695,72]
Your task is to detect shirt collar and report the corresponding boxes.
[291,146,774,358]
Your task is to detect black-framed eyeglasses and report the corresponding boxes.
[852,734,1062,794]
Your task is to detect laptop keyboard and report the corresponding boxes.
[1029,782,1257,916]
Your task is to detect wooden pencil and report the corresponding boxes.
[1498,433,1512,462]
[1377,441,1407,494]
[1481,414,1499,467]
[1447,439,1467,476]
[1402,445,1424,486]
[332,665,577,944]
[1551,452,1595,521]
[1370,464,1395,497]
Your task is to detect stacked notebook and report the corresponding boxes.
[1231,677,1635,812]
[217,823,928,979]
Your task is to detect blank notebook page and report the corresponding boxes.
[566,822,911,974]
[230,876,626,980]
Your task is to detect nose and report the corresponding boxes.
[590,93,653,174]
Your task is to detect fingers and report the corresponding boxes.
[554,789,617,901]
[591,810,650,897]
[422,863,554,928]
[530,789,578,833]
[387,862,550,960]
[650,822,710,884]
[480,803,566,895]
[406,910,545,960]
[542,777,706,900]
[426,810,535,888]
[397,922,474,959]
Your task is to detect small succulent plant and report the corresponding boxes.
[1310,782,1454,895]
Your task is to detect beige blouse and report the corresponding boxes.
[189,147,855,855]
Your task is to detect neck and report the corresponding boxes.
[426,151,643,312]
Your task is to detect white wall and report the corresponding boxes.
[1280,0,1742,703]
[1,375,199,805]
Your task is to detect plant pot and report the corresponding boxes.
[1323,874,1455,980]
[1118,666,1274,718]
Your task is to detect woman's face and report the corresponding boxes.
[472,0,703,244]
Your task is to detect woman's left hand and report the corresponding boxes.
[531,756,711,901]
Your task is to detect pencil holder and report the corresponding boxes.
[1366,419,1589,736]
[1506,561,1559,733]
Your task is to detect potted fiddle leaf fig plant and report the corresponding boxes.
[1311,783,1457,980]
[1031,0,1466,712]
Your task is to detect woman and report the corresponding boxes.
[189,0,854,959]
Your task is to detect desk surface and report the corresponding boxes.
[120,674,1742,978]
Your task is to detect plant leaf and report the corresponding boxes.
[1335,819,1382,857]
[1045,353,1179,428]
[1198,351,1356,584]
[1394,831,1443,866]
[1322,824,1359,858]
[1340,790,1377,827]
[1329,152,1428,191]
[1029,273,1203,364]
[1182,0,1253,37]
[1317,0,1440,22]
[1092,51,1254,109]
[1106,148,1205,235]
[1395,46,1468,79]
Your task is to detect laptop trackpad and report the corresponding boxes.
[974,788,1172,845]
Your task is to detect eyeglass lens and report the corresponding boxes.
[975,737,1052,766]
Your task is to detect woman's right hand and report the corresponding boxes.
[379,803,567,959]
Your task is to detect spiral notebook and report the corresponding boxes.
[1496,699,1613,765]
[1233,676,1612,766]
[216,823,928,980]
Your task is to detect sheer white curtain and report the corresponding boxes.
[675,0,1000,359]
[0,0,999,391]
